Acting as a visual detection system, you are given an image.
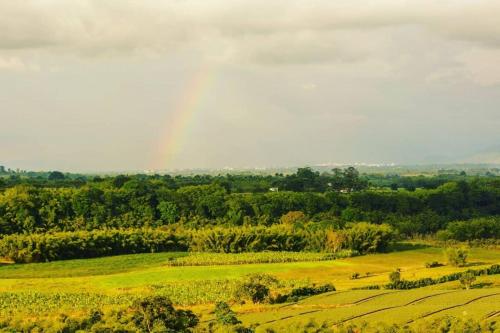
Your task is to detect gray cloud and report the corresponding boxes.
[1,1,500,63]
[1,0,499,171]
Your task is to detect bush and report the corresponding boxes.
[273,284,335,303]
[188,225,309,253]
[389,269,401,284]
[459,271,476,289]
[425,261,442,268]
[385,264,500,290]
[0,228,188,263]
[0,296,199,332]
[446,247,469,267]
[0,223,396,263]
[279,211,307,225]
[214,302,241,326]
[340,223,394,253]
[128,296,199,332]
[233,274,278,304]
[442,217,500,241]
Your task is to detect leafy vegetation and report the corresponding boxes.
[446,247,469,267]
[167,252,345,266]
[0,224,391,262]
[0,166,498,331]
[0,168,498,238]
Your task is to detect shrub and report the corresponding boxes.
[446,247,469,267]
[279,211,307,225]
[0,223,396,263]
[389,269,401,284]
[0,228,188,263]
[350,272,360,280]
[425,261,442,268]
[273,284,335,303]
[385,264,500,290]
[214,302,241,326]
[459,271,476,290]
[127,296,199,332]
[341,223,394,253]
[233,274,278,304]
[188,226,308,253]
[442,217,500,241]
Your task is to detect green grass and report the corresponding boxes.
[0,252,188,278]
[0,251,344,279]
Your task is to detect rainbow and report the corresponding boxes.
[153,65,214,170]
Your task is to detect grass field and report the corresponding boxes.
[0,244,499,330]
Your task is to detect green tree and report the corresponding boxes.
[48,171,65,181]
[234,274,278,304]
[129,296,198,332]
[157,201,179,224]
[459,271,476,290]
[214,302,241,326]
[389,268,401,284]
[446,247,469,267]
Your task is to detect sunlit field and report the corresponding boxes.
[1,245,498,330]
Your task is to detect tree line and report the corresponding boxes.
[0,223,394,263]
[0,174,498,236]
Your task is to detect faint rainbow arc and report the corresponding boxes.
[154,65,214,170]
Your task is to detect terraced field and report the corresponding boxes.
[237,288,500,331]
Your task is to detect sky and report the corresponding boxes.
[1,0,500,172]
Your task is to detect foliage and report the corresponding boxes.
[0,171,498,236]
[127,295,199,332]
[273,284,335,303]
[214,302,241,326]
[438,216,500,241]
[0,295,199,333]
[188,225,310,253]
[385,264,500,289]
[233,274,278,304]
[459,271,476,290]
[279,211,307,225]
[167,252,340,266]
[445,247,469,267]
[0,228,188,263]
[0,223,392,262]
[424,261,442,268]
[340,223,395,253]
[388,269,401,284]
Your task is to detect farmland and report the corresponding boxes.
[0,170,498,331]
[0,245,499,331]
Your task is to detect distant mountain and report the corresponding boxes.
[459,146,500,165]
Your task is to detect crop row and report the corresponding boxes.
[166,251,355,266]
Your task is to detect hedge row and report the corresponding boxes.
[0,229,188,263]
[385,264,500,289]
[0,223,394,263]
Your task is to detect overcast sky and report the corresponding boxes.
[1,0,500,172]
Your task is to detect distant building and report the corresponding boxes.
[269,187,279,192]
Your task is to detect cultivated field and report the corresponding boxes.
[1,245,499,330]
